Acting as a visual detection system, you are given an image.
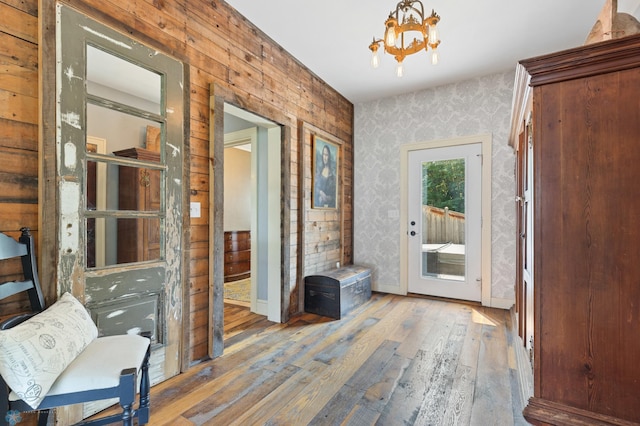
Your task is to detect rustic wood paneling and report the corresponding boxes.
[2,0,353,368]
[0,0,40,317]
[3,0,37,15]
[0,90,37,124]
[0,2,37,43]
[0,63,38,99]
[0,32,37,69]
[0,118,37,151]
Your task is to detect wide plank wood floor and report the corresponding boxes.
[141,293,529,425]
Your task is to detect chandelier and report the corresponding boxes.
[369,0,441,77]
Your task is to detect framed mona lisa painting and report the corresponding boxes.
[312,135,339,209]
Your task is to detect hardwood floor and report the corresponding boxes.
[143,293,529,425]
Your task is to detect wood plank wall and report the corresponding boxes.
[0,0,39,316]
[0,0,354,364]
[300,121,353,278]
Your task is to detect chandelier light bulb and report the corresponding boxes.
[386,29,396,46]
[431,49,439,65]
[428,25,438,44]
[396,60,404,77]
[384,18,397,46]
[371,49,380,69]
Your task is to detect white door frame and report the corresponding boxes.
[407,142,482,301]
[400,134,492,306]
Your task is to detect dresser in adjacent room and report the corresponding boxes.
[223,230,251,282]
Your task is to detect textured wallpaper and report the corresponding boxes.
[353,69,517,306]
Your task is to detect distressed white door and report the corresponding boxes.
[56,4,184,402]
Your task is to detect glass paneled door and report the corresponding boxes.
[407,143,482,301]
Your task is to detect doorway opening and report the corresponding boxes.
[223,127,254,309]
[222,104,282,322]
[209,84,292,359]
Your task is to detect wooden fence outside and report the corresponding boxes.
[422,206,465,244]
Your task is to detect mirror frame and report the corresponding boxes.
[39,6,191,419]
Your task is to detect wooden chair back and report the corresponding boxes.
[0,228,45,329]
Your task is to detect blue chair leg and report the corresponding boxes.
[37,409,51,426]
[119,369,136,426]
[138,346,151,425]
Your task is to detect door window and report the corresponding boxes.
[421,158,466,280]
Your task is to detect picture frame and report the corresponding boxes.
[312,135,339,209]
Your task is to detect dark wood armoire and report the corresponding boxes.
[510,34,640,425]
[114,147,161,264]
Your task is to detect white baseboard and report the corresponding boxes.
[371,285,515,311]
[255,299,268,316]
[509,307,534,414]
[373,283,404,295]
[491,297,515,310]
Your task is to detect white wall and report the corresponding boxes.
[223,147,251,231]
[353,70,517,306]
[87,81,160,153]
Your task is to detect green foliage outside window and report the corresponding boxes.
[422,159,465,213]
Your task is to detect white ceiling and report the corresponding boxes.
[225,0,640,104]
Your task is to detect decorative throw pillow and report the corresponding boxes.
[0,292,98,409]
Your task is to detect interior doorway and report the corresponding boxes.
[223,128,254,309]
[209,85,292,359]
[222,104,282,323]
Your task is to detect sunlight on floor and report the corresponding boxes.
[471,309,498,326]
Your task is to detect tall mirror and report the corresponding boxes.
[85,45,164,268]
[54,6,185,416]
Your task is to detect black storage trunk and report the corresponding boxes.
[304,265,371,319]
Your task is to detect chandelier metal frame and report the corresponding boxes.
[369,0,441,75]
